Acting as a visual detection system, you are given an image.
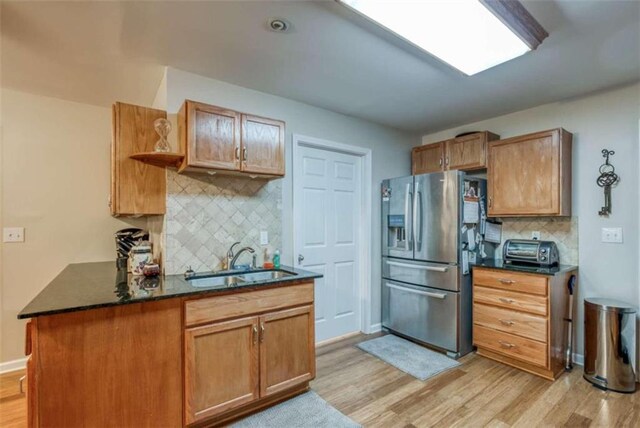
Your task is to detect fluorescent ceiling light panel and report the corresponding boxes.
[339,0,532,75]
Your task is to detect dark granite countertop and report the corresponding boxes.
[472,259,578,276]
[18,262,322,319]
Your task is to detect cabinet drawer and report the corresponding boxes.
[185,283,314,327]
[474,324,547,368]
[474,303,547,342]
[474,286,547,316]
[473,269,548,296]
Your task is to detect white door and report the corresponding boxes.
[294,144,362,342]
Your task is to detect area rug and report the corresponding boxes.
[357,334,460,381]
[231,390,360,428]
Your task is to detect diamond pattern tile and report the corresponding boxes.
[164,170,282,274]
[497,217,578,265]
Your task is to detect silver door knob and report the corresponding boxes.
[298,254,304,264]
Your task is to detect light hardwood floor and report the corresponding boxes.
[1,333,638,427]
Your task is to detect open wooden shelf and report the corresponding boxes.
[130,152,184,168]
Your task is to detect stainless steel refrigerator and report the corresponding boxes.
[381,170,494,358]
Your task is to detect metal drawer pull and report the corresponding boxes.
[499,341,516,349]
[499,297,514,304]
[242,147,248,161]
[253,325,258,344]
[499,279,516,284]
[499,319,515,326]
[260,323,265,342]
[235,147,240,160]
[386,261,449,273]
[385,283,446,299]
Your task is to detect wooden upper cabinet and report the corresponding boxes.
[447,131,499,170]
[179,101,241,173]
[242,114,285,176]
[184,316,260,425]
[412,142,445,174]
[178,100,285,178]
[259,305,315,398]
[488,128,572,217]
[412,132,499,175]
[111,102,167,216]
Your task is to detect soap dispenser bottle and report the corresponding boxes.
[273,249,281,269]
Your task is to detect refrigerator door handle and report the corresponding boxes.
[416,186,423,250]
[385,282,447,299]
[412,182,419,251]
[405,182,413,250]
[386,260,449,273]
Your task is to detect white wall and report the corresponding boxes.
[0,89,147,363]
[165,68,419,330]
[423,82,640,357]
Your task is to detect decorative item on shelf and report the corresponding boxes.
[597,149,619,216]
[153,118,172,153]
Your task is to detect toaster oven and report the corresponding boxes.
[503,239,559,266]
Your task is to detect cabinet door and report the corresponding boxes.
[184,101,241,171]
[111,102,166,215]
[184,317,259,424]
[259,305,315,397]
[412,142,444,175]
[447,132,498,170]
[241,114,285,176]
[488,129,570,216]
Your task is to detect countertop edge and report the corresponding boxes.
[18,263,322,320]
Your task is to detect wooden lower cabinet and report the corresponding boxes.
[183,283,316,426]
[24,281,315,427]
[260,305,315,397]
[184,317,260,425]
[472,267,577,380]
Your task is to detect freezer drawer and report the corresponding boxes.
[382,258,459,292]
[382,280,458,352]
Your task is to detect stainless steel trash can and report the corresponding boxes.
[584,298,637,393]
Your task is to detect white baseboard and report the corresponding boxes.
[369,323,382,333]
[572,353,584,366]
[0,357,27,374]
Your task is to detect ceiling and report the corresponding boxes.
[2,1,639,132]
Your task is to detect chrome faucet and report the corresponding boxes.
[227,242,255,270]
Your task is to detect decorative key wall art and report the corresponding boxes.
[596,149,619,216]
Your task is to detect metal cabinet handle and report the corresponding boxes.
[260,323,265,342]
[499,297,514,304]
[499,279,516,284]
[445,156,449,166]
[253,325,258,344]
[386,260,448,272]
[499,341,516,349]
[19,375,26,394]
[439,158,443,166]
[242,147,248,161]
[499,319,515,326]
[489,197,493,208]
[235,147,240,160]
[385,282,446,299]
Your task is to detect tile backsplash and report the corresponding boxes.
[163,170,282,275]
[496,217,578,265]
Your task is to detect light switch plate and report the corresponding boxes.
[3,227,25,243]
[260,231,269,245]
[601,227,623,243]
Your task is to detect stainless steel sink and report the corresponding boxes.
[238,270,296,282]
[189,275,245,288]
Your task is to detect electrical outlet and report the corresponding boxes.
[601,227,623,243]
[3,227,25,243]
[260,231,269,245]
[531,231,541,240]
